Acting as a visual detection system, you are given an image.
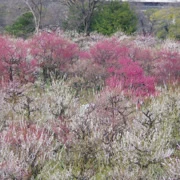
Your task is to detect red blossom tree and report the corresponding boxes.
[155,50,180,85]
[0,35,36,86]
[129,46,158,76]
[0,119,71,179]
[106,58,155,97]
[28,32,79,82]
[87,38,129,68]
[81,38,155,97]
[0,121,52,179]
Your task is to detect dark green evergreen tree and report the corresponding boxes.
[91,2,137,36]
[5,12,35,38]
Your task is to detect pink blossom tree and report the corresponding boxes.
[87,38,129,68]
[155,50,180,85]
[0,35,36,86]
[129,46,158,77]
[81,38,155,97]
[106,58,155,97]
[28,32,79,82]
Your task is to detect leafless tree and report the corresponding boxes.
[23,0,44,33]
[62,0,103,36]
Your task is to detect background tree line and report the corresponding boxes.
[1,0,180,40]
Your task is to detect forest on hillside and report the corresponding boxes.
[1,0,180,39]
[0,0,180,180]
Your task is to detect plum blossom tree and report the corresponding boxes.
[81,38,155,97]
[106,58,155,97]
[115,87,180,179]
[87,38,129,68]
[129,46,158,77]
[0,121,53,179]
[0,35,36,86]
[155,49,180,85]
[28,32,79,82]
[0,79,76,179]
[69,58,106,95]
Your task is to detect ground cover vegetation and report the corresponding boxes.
[0,30,180,179]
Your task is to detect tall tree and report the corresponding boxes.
[23,0,44,34]
[62,0,102,35]
[149,7,180,40]
[91,1,137,36]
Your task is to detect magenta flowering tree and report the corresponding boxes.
[0,35,36,86]
[88,38,129,67]
[129,46,158,76]
[106,58,155,97]
[81,38,155,97]
[77,38,130,91]
[0,121,53,179]
[28,32,79,82]
[155,50,180,85]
